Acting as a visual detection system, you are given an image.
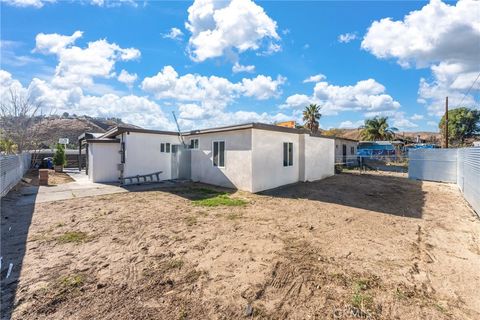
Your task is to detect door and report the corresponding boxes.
[171,145,191,180]
[342,144,347,164]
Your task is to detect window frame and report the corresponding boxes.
[212,140,225,168]
[166,143,171,153]
[160,143,165,153]
[351,146,355,155]
[283,142,293,167]
[190,138,199,149]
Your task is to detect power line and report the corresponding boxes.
[454,71,480,109]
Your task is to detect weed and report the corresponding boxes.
[184,216,197,226]
[164,259,184,271]
[193,194,247,207]
[59,274,84,289]
[226,212,243,220]
[184,269,203,283]
[178,308,188,320]
[351,291,373,310]
[57,231,88,244]
[55,222,65,228]
[351,278,375,310]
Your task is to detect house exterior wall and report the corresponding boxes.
[334,139,358,164]
[304,135,335,181]
[251,129,301,192]
[123,132,181,180]
[88,143,121,183]
[188,129,253,191]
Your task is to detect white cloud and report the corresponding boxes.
[283,78,401,116]
[241,75,285,100]
[232,62,255,74]
[427,121,438,127]
[35,31,141,89]
[117,69,138,87]
[339,120,364,129]
[410,113,424,120]
[303,74,326,83]
[35,31,83,54]
[338,32,357,43]
[141,65,285,103]
[162,27,184,40]
[185,0,280,62]
[2,0,55,8]
[362,0,480,115]
[141,66,287,127]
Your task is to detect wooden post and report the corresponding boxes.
[445,96,449,148]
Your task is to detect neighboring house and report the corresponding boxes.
[357,141,404,157]
[83,123,335,193]
[334,137,358,165]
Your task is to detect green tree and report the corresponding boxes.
[439,107,480,147]
[302,104,322,133]
[53,143,67,166]
[360,116,397,141]
[0,138,18,154]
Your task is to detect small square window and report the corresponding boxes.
[160,143,165,152]
[190,139,199,149]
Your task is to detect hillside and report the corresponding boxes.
[34,116,139,148]
[323,128,441,143]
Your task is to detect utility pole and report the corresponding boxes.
[445,96,449,148]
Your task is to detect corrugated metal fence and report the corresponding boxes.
[409,147,480,215]
[457,148,480,215]
[0,153,31,197]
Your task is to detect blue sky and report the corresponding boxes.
[1,0,478,131]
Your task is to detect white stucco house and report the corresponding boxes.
[83,123,335,193]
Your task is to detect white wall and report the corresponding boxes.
[123,132,181,180]
[304,135,335,181]
[335,139,357,164]
[251,129,300,192]
[188,129,253,191]
[88,143,121,183]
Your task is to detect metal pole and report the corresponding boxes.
[445,96,449,148]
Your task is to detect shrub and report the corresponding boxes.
[53,143,67,166]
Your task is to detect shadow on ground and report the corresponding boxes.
[1,185,38,320]
[260,172,425,218]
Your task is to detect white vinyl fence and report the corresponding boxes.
[409,147,480,215]
[0,153,31,197]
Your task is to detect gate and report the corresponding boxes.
[171,145,191,180]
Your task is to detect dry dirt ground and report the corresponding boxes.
[24,169,74,186]
[1,172,479,320]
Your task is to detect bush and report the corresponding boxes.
[53,143,67,166]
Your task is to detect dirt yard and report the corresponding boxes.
[1,172,479,319]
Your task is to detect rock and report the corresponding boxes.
[96,283,106,289]
[244,304,253,317]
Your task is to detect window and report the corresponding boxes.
[160,143,165,152]
[283,142,293,167]
[166,143,171,153]
[190,139,199,149]
[213,141,225,167]
[121,142,125,164]
[351,146,355,155]
[172,145,178,153]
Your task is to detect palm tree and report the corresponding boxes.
[303,104,321,133]
[360,116,397,141]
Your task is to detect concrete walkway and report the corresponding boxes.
[17,170,176,205]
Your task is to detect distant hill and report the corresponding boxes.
[322,128,441,143]
[34,115,140,148]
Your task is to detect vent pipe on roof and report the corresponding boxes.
[172,111,186,147]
